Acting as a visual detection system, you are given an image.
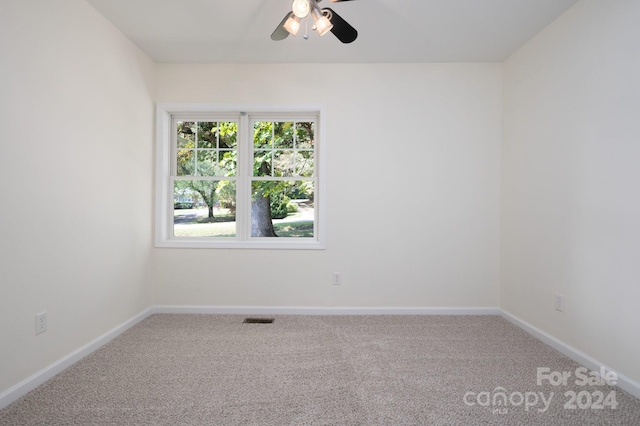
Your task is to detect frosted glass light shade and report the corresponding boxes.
[311,7,333,36]
[314,16,333,36]
[284,13,301,36]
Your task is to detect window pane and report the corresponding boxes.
[197,122,217,149]
[177,122,196,148]
[254,150,272,176]
[177,149,195,176]
[196,150,216,176]
[173,180,236,237]
[251,180,314,238]
[254,122,272,148]
[295,150,314,177]
[296,122,314,149]
[273,150,294,177]
[219,150,237,176]
[219,122,237,149]
[274,122,294,148]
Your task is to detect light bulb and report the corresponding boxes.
[292,0,310,18]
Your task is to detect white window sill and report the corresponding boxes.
[155,238,326,250]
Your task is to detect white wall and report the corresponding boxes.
[1,0,635,407]
[0,0,155,395]
[153,63,502,309]
[502,0,640,384]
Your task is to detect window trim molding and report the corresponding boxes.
[154,103,326,249]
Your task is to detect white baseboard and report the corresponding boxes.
[500,309,640,400]
[0,308,154,410]
[152,305,501,316]
[0,305,498,410]
[3,306,637,411]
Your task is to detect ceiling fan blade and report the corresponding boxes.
[328,0,356,2]
[325,8,358,43]
[271,12,292,41]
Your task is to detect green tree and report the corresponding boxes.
[176,121,237,220]
[251,121,314,236]
[175,120,313,233]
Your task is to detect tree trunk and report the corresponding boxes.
[208,205,214,219]
[251,195,277,237]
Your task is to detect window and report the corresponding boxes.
[155,104,325,249]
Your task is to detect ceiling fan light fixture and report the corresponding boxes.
[312,7,333,37]
[283,13,301,36]
[272,1,356,44]
[292,0,311,18]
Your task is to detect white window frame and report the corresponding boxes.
[155,103,326,249]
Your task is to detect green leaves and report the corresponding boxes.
[177,121,238,177]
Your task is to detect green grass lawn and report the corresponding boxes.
[174,207,313,238]
[273,221,314,237]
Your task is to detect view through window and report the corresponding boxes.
[158,108,323,249]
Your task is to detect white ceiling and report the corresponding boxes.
[85,0,579,63]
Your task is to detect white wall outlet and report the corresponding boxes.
[332,272,342,285]
[35,312,47,334]
[554,294,564,312]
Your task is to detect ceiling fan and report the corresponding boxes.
[271,0,358,44]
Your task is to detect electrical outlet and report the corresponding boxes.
[35,312,47,334]
[554,294,564,312]
[332,272,342,285]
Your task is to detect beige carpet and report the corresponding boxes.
[1,314,639,425]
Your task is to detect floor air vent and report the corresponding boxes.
[243,318,275,324]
